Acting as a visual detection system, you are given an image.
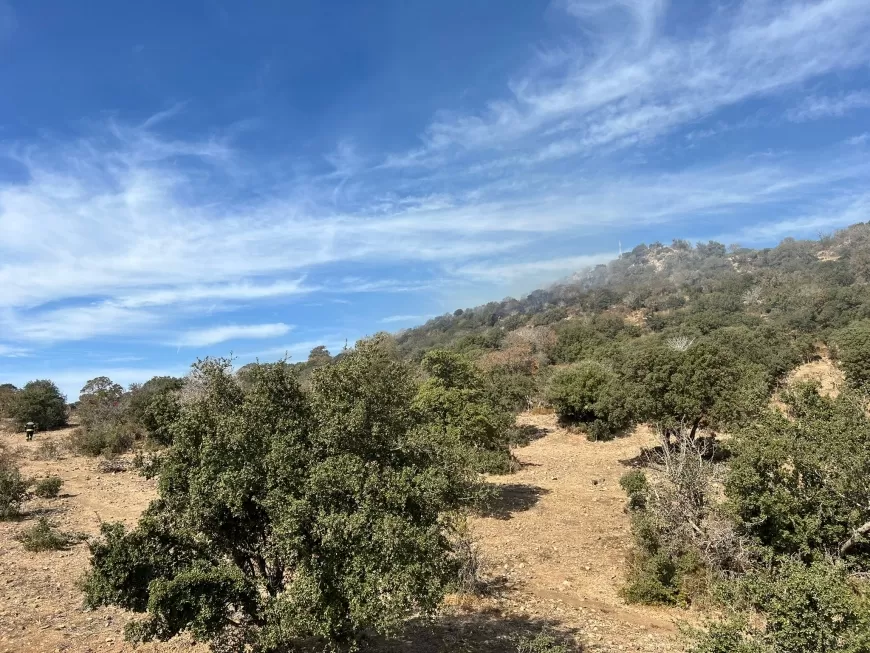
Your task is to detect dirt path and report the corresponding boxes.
[469,413,687,652]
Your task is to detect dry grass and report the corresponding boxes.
[772,356,845,414]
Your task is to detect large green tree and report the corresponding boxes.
[619,335,769,440]
[413,349,514,473]
[78,376,125,430]
[84,339,476,650]
[9,379,67,431]
[127,376,184,446]
[0,383,18,418]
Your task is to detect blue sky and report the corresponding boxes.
[1,0,870,399]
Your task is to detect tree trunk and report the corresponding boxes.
[840,521,870,556]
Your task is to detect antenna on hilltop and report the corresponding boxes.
[619,240,623,257]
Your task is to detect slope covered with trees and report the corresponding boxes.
[3,222,870,652]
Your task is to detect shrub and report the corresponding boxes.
[9,380,67,431]
[546,361,631,440]
[622,434,750,606]
[623,542,704,606]
[142,390,181,446]
[414,349,515,473]
[33,439,62,460]
[33,476,63,498]
[726,383,870,566]
[83,340,478,650]
[619,470,648,510]
[833,319,870,390]
[452,524,486,597]
[131,450,162,479]
[689,562,870,653]
[127,376,183,445]
[69,422,134,457]
[0,383,18,418]
[0,456,28,519]
[16,517,82,552]
[514,630,573,653]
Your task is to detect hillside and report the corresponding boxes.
[1,223,870,653]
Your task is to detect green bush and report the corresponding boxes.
[414,349,515,473]
[546,361,631,440]
[0,455,28,520]
[622,514,706,606]
[83,340,479,650]
[9,380,67,431]
[141,390,181,446]
[69,422,134,457]
[33,476,63,499]
[689,562,870,653]
[16,517,82,552]
[833,319,870,390]
[514,630,573,653]
[726,383,870,566]
[0,383,18,418]
[127,376,183,446]
[619,470,648,510]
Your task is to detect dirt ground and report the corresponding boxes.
[0,415,688,652]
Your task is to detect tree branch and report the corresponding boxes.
[840,520,870,556]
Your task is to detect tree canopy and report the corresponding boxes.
[84,339,479,650]
[9,379,67,431]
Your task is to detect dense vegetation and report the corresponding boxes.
[6,379,68,431]
[3,222,870,651]
[389,223,870,651]
[82,338,509,650]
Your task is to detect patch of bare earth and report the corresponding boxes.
[460,414,686,652]
[787,356,843,397]
[0,426,204,653]
[1,416,688,652]
[771,356,844,413]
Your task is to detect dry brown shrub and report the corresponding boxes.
[504,326,556,354]
[477,344,536,373]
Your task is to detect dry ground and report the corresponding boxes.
[0,415,688,653]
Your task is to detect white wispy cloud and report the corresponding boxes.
[399,0,870,162]
[452,253,616,283]
[713,192,870,244]
[175,323,294,347]
[379,314,433,324]
[846,132,870,146]
[0,344,29,358]
[1,0,869,352]
[1,303,161,343]
[787,91,870,122]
